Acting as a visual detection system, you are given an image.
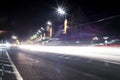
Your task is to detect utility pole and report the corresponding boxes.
[63,18,68,34]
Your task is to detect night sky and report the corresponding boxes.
[0,0,120,40]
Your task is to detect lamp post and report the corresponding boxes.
[12,35,20,44]
[47,21,52,38]
[56,7,68,34]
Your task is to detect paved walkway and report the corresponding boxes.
[0,47,22,80]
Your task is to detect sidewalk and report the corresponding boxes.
[0,47,17,80]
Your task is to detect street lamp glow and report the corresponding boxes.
[36,32,39,35]
[47,21,52,25]
[57,7,66,15]
[41,27,44,30]
[12,35,17,39]
[38,30,41,33]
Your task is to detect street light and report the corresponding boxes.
[12,35,20,44]
[47,21,52,38]
[57,7,66,16]
[38,30,42,33]
[12,35,17,40]
[56,7,68,34]
[36,32,39,35]
[41,27,44,31]
[103,37,109,45]
[37,29,44,39]
[47,21,52,26]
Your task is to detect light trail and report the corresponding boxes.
[18,45,120,64]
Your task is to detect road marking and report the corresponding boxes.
[64,56,70,59]
[5,50,23,80]
[0,60,9,63]
[27,57,39,63]
[0,69,15,74]
[0,63,12,67]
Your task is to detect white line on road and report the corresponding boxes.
[0,69,15,74]
[5,50,23,80]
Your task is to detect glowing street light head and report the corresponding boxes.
[41,27,44,30]
[57,7,66,15]
[47,21,52,26]
[36,32,39,35]
[38,30,41,33]
[12,35,17,39]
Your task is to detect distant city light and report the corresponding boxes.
[103,37,109,40]
[0,30,6,34]
[31,34,37,40]
[93,36,99,40]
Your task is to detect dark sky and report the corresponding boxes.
[0,0,120,40]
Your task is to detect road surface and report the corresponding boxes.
[7,47,120,80]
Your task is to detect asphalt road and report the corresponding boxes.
[7,47,120,80]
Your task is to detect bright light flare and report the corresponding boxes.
[56,7,66,15]
[18,45,120,64]
[47,21,52,25]
[4,42,12,48]
[0,42,12,48]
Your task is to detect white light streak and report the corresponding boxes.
[18,45,120,64]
